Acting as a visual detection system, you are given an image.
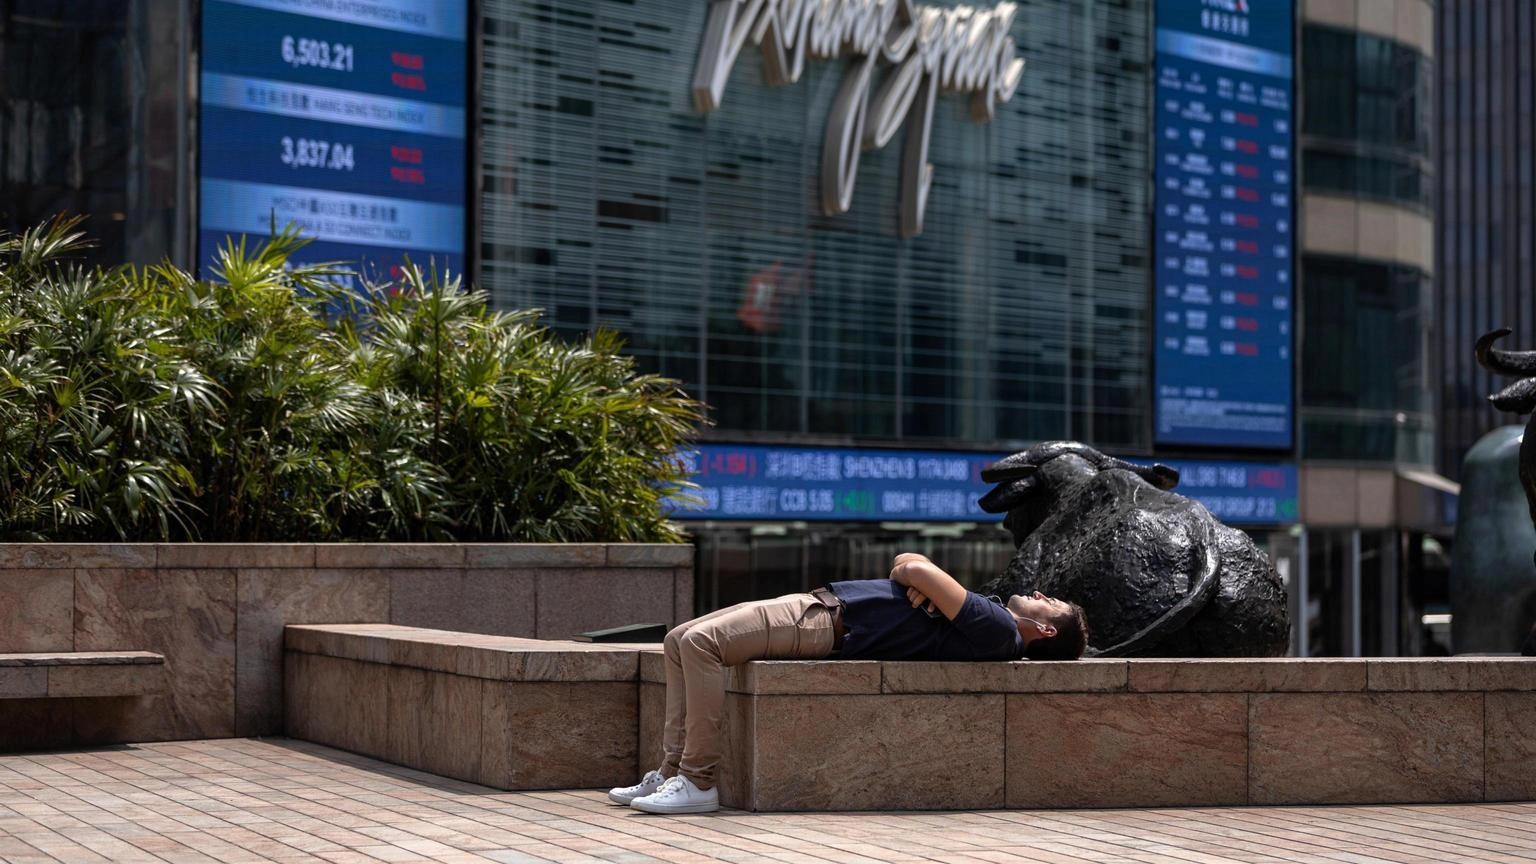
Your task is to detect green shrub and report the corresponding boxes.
[0,217,705,542]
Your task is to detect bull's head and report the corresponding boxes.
[979,441,1180,547]
[1477,328,1536,415]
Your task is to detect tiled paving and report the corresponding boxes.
[0,739,1533,864]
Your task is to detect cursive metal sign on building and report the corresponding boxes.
[694,0,1025,237]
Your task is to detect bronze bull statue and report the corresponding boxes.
[1476,329,1536,534]
[1474,328,1536,656]
[976,442,1289,657]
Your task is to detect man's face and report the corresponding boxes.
[1006,590,1071,626]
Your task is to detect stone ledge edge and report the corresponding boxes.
[284,638,1536,694]
[0,542,693,570]
[285,625,644,684]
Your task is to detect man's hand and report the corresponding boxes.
[905,586,940,616]
[888,556,967,620]
[888,553,926,586]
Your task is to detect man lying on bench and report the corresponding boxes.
[610,552,1089,814]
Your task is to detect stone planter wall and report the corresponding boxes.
[0,543,691,749]
[286,624,643,791]
[676,656,1536,811]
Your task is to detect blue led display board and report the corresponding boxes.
[668,445,1297,527]
[1153,0,1295,449]
[1154,457,1297,524]
[199,0,467,281]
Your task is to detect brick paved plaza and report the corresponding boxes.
[0,739,1531,863]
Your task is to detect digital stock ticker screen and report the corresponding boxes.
[198,0,468,282]
[668,445,1298,528]
[1153,0,1295,450]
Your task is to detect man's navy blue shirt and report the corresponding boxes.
[826,579,1024,661]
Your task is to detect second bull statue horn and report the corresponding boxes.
[976,441,1289,657]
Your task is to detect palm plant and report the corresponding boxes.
[167,228,376,540]
[0,217,705,543]
[341,264,703,541]
[0,217,206,539]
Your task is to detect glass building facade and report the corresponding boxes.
[476,0,1169,607]
[0,0,191,268]
[1436,0,1536,480]
[1298,254,1432,463]
[1301,24,1433,212]
[476,0,1453,634]
[478,0,1152,453]
[1298,22,1435,465]
[1290,2,1444,658]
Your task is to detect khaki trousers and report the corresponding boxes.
[661,593,836,790]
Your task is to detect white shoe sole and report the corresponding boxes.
[629,798,719,814]
[607,788,657,805]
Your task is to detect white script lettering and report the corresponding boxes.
[693,0,1025,237]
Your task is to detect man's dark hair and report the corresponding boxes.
[1023,602,1089,661]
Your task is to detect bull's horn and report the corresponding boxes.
[1476,328,1536,377]
[980,460,1038,484]
[1490,377,1536,415]
[978,475,1037,513]
[1102,457,1180,490]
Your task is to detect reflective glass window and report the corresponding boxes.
[0,2,130,264]
[1300,255,1432,462]
[478,0,1152,450]
[0,0,185,267]
[1300,24,1431,211]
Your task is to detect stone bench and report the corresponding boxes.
[641,656,1536,811]
[286,626,1536,811]
[284,624,645,790]
[0,652,166,699]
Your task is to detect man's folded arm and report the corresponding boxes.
[888,558,968,620]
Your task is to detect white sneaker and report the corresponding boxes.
[607,769,666,805]
[630,774,719,814]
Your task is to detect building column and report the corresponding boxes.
[1348,529,1363,656]
[1294,528,1309,657]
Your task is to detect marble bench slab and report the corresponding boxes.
[0,651,166,699]
[284,624,644,791]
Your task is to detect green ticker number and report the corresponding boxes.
[837,490,872,513]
